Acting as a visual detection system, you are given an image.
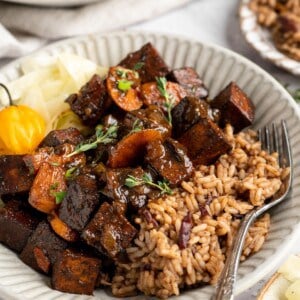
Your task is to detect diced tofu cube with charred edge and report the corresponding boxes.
[108,129,163,168]
[119,42,170,83]
[104,167,153,211]
[179,118,232,166]
[51,248,101,295]
[20,221,67,274]
[0,200,40,252]
[167,67,208,99]
[211,82,255,132]
[0,155,34,196]
[39,128,84,148]
[123,105,171,138]
[66,74,111,126]
[171,97,209,138]
[58,174,99,232]
[145,138,194,186]
[29,163,67,214]
[82,202,137,260]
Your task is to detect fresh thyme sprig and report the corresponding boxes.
[125,173,173,195]
[49,182,66,204]
[130,119,143,133]
[67,124,118,157]
[133,62,145,70]
[156,77,175,125]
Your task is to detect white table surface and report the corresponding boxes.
[0,0,299,299]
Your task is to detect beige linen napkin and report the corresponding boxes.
[0,0,192,58]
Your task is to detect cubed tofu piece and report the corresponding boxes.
[39,128,84,147]
[104,167,151,211]
[145,138,194,186]
[167,67,208,99]
[171,97,209,138]
[51,248,101,295]
[0,200,40,252]
[179,118,232,165]
[0,155,33,196]
[20,221,67,274]
[211,82,255,132]
[119,42,170,83]
[123,106,171,138]
[66,74,111,126]
[82,202,137,259]
[58,174,99,232]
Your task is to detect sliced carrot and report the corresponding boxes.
[108,129,163,168]
[106,66,143,112]
[141,81,186,112]
[29,163,67,214]
[48,212,78,243]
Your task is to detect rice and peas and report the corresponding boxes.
[111,124,290,299]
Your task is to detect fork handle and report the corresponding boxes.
[212,210,258,300]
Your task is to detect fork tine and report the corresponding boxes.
[280,120,292,169]
[265,126,271,153]
[272,123,279,154]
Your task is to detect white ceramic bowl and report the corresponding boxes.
[0,31,300,300]
[239,0,300,76]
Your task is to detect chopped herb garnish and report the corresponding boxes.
[125,173,173,195]
[116,68,128,78]
[133,62,145,70]
[65,167,77,179]
[49,162,61,167]
[117,79,134,92]
[131,119,143,133]
[52,191,67,204]
[155,76,175,125]
[67,124,118,157]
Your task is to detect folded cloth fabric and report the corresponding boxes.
[0,0,192,58]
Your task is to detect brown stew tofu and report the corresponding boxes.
[66,74,110,126]
[20,221,67,274]
[167,67,208,99]
[0,155,34,196]
[119,42,170,83]
[58,173,99,232]
[0,42,258,297]
[179,118,232,165]
[0,200,40,252]
[145,138,194,186]
[52,248,101,295]
[82,202,137,259]
[211,81,255,132]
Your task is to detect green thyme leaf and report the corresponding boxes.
[67,124,118,157]
[131,119,143,133]
[155,76,175,125]
[125,173,173,195]
[53,191,67,204]
[118,79,134,92]
[133,62,145,70]
[65,167,77,179]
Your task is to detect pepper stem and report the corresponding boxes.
[0,83,13,106]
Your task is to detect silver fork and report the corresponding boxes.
[213,120,293,300]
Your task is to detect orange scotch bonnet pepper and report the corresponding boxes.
[0,83,46,155]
